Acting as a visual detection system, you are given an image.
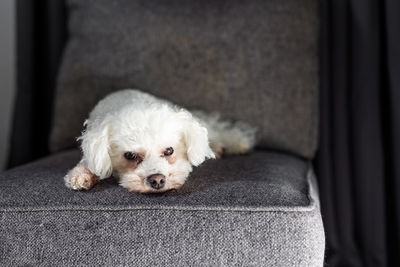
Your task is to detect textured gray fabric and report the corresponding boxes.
[50,0,319,158]
[1,209,324,266]
[0,150,325,266]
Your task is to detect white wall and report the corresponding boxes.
[0,0,16,170]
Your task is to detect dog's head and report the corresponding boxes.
[79,105,215,193]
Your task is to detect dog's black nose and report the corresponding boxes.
[147,174,166,190]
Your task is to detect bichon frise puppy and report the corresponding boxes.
[65,89,256,193]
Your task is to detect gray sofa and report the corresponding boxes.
[0,0,325,266]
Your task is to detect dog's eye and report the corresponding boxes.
[124,152,141,161]
[163,147,174,156]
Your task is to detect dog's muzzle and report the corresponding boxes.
[146,174,166,190]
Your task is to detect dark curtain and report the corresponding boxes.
[316,0,400,266]
[8,0,67,168]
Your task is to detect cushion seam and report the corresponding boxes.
[0,205,317,213]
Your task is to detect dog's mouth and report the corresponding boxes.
[119,172,186,194]
[140,187,180,194]
[128,184,183,194]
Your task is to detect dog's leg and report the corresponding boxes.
[64,160,99,190]
[193,111,257,157]
[212,121,256,156]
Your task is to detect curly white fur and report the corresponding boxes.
[64,89,256,193]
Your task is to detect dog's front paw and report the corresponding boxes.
[64,163,99,190]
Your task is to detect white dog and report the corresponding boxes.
[65,89,256,193]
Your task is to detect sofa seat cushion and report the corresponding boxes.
[0,150,325,266]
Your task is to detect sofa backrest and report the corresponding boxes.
[50,0,318,159]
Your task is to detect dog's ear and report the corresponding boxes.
[78,120,112,179]
[182,117,215,166]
